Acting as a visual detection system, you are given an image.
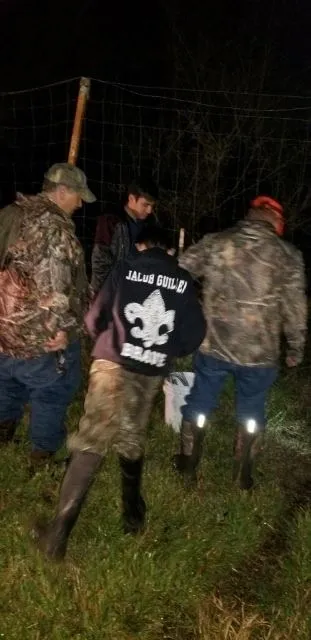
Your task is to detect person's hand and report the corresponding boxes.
[45,330,68,351]
[286,355,298,368]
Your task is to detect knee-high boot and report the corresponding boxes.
[172,419,206,485]
[119,456,146,534]
[233,427,264,490]
[32,450,102,560]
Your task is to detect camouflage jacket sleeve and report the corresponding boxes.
[0,203,22,269]
[178,235,213,278]
[34,223,85,335]
[280,249,307,364]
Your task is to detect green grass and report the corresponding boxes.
[1,354,311,639]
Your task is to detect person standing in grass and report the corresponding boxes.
[0,163,96,471]
[33,226,206,560]
[173,196,307,490]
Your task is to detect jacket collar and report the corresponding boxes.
[236,219,277,239]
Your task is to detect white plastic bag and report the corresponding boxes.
[163,371,195,432]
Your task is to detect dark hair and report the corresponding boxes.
[128,179,159,202]
[136,226,174,250]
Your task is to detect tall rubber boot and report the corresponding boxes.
[233,428,264,491]
[172,419,205,486]
[0,419,18,444]
[32,450,102,560]
[119,456,146,534]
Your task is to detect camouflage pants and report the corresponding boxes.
[68,359,162,460]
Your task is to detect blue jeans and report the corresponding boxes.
[182,353,278,429]
[0,341,81,452]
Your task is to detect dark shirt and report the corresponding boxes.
[85,248,206,376]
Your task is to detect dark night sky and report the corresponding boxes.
[0,0,171,88]
[1,0,311,274]
[1,0,311,93]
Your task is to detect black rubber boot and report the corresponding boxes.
[32,450,102,560]
[172,419,205,487]
[119,456,146,535]
[0,419,18,444]
[233,428,264,491]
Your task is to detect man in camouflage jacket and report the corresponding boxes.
[174,196,307,490]
[0,163,96,468]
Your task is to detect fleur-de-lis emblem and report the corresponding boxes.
[124,289,176,348]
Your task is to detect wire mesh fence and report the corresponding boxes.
[1,77,311,266]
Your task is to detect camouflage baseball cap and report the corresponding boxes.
[44,163,96,203]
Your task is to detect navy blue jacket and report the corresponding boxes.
[85,247,206,376]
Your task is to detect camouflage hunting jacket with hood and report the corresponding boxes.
[179,219,307,367]
[0,193,89,359]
